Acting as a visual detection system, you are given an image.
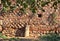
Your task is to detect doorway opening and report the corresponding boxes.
[15,27,25,37]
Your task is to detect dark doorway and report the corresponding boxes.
[38,14,42,17]
[15,27,25,37]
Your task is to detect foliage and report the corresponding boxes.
[1,0,60,13]
[0,33,7,39]
[9,38,20,41]
[38,33,60,41]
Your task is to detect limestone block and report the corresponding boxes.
[46,31,49,34]
[0,20,3,25]
[44,31,46,34]
[32,31,37,34]
[25,25,30,37]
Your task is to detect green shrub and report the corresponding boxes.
[9,38,20,41]
[0,33,7,39]
[38,33,60,41]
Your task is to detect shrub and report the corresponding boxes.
[0,33,7,39]
[38,33,60,41]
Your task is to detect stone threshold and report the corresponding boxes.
[0,37,38,40]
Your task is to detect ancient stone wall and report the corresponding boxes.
[0,2,60,38]
[29,3,60,38]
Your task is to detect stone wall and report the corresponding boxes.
[29,26,60,38]
[29,3,60,38]
[0,2,60,38]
